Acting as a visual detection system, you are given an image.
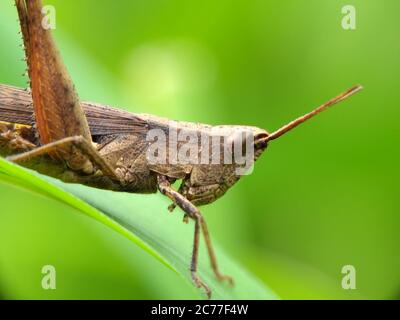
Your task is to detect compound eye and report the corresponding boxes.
[254,132,269,141]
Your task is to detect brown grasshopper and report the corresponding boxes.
[0,0,362,298]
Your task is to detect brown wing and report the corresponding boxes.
[0,84,149,136]
[0,84,34,125]
[82,101,150,136]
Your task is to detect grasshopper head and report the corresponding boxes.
[253,128,269,161]
[187,86,362,206]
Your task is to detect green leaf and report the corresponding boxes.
[0,157,278,299]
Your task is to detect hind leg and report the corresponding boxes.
[6,136,119,181]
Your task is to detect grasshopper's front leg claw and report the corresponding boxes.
[167,202,176,212]
[191,270,211,299]
[216,272,234,286]
[167,202,189,224]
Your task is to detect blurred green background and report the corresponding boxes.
[0,0,399,299]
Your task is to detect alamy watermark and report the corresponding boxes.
[341,5,356,30]
[41,5,56,30]
[341,265,356,290]
[41,265,56,290]
[145,122,257,175]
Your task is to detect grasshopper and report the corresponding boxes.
[0,0,362,298]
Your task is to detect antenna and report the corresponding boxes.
[264,85,363,143]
